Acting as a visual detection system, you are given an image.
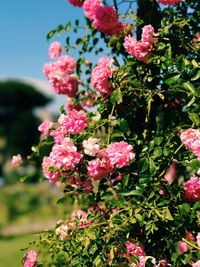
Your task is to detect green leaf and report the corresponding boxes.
[188,113,200,126]
[153,147,162,158]
[162,207,174,221]
[163,148,171,156]
[118,118,130,136]
[154,137,163,145]
[139,157,149,173]
[89,244,98,254]
[65,22,71,32]
[164,74,181,85]
[149,159,157,175]
[46,30,56,40]
[110,89,122,105]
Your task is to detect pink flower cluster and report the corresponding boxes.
[184,176,200,202]
[91,56,116,95]
[126,241,157,267]
[82,0,129,36]
[87,141,135,180]
[180,128,200,160]
[68,0,83,7]
[23,251,37,267]
[43,54,78,97]
[42,137,82,183]
[82,138,100,156]
[11,154,22,167]
[58,109,88,135]
[158,0,182,5]
[124,25,158,62]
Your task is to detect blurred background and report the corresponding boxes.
[0,1,84,266]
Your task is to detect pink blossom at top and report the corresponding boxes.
[11,154,22,167]
[178,241,188,254]
[83,0,102,20]
[23,250,37,267]
[196,233,200,247]
[91,56,116,95]
[180,128,200,160]
[184,176,200,202]
[93,6,118,31]
[107,141,135,168]
[42,138,82,183]
[48,41,62,59]
[164,162,176,184]
[82,138,100,156]
[58,109,87,135]
[87,149,113,180]
[68,0,83,7]
[192,260,200,267]
[141,25,158,44]
[157,0,182,5]
[38,120,53,137]
[43,55,78,96]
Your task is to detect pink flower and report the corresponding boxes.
[107,141,135,168]
[180,129,200,160]
[126,241,144,256]
[82,138,100,156]
[38,120,53,137]
[164,162,176,184]
[141,25,158,44]
[192,260,200,267]
[93,6,118,31]
[11,154,22,167]
[133,41,153,62]
[50,129,65,144]
[66,97,83,112]
[43,55,78,96]
[83,179,94,194]
[58,109,87,135]
[42,138,82,183]
[178,241,188,254]
[23,250,37,267]
[55,224,70,240]
[83,0,102,20]
[196,233,200,247]
[68,0,83,7]
[91,56,116,95]
[48,41,62,59]
[157,0,182,5]
[184,176,200,202]
[87,149,113,180]
[124,36,137,56]
[193,33,200,49]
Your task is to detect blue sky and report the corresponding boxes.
[0,0,85,80]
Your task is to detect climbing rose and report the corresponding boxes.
[83,0,102,20]
[11,154,22,167]
[164,162,176,184]
[42,138,82,182]
[124,36,137,56]
[180,128,200,160]
[178,241,188,254]
[68,0,83,7]
[38,120,53,137]
[184,176,200,202]
[55,224,70,240]
[58,109,87,135]
[107,141,135,168]
[91,56,116,95]
[23,250,37,267]
[192,261,200,267]
[141,25,158,44]
[196,233,200,247]
[82,138,100,156]
[48,41,62,59]
[126,241,144,256]
[158,0,182,5]
[50,129,65,145]
[83,179,94,193]
[93,6,118,31]
[134,41,153,62]
[87,149,113,180]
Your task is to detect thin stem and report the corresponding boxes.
[182,238,200,251]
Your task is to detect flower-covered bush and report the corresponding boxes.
[20,0,200,266]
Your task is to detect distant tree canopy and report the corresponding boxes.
[0,80,52,182]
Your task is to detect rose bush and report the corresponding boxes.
[20,0,200,266]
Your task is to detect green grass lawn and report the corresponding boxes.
[0,234,36,267]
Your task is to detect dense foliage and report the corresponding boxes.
[20,0,200,266]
